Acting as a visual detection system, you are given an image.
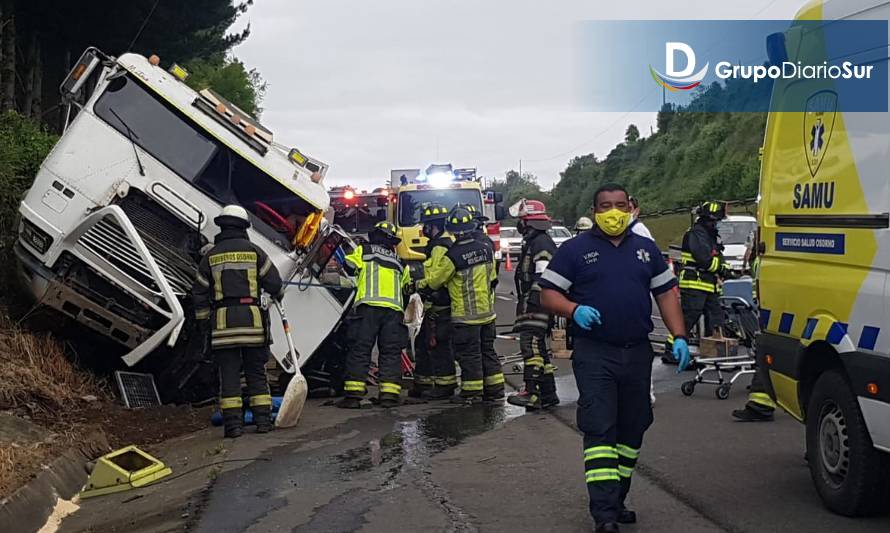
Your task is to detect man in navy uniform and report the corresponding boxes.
[539,184,689,533]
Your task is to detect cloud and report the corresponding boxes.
[231,0,805,189]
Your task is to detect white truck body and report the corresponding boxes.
[16,50,354,393]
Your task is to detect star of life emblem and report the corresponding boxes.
[636,249,651,263]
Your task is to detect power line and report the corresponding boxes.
[127,0,162,52]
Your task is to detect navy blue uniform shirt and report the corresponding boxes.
[539,228,677,346]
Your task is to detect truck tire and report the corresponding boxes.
[806,369,890,516]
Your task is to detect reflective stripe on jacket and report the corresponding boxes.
[345,244,410,311]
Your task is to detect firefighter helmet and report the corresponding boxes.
[510,199,550,221]
[464,203,489,222]
[574,216,593,231]
[420,203,449,223]
[446,206,477,235]
[698,201,727,221]
[214,204,251,229]
[370,221,400,242]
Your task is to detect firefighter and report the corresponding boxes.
[339,221,411,409]
[426,206,503,404]
[193,205,284,439]
[508,199,559,410]
[574,216,593,235]
[667,201,728,361]
[412,203,457,400]
[539,184,688,532]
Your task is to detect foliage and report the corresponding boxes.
[487,170,548,208]
[185,56,267,117]
[0,111,57,249]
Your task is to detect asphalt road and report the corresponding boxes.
[60,268,890,533]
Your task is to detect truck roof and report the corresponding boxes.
[116,53,330,211]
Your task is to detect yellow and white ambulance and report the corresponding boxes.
[757,0,890,516]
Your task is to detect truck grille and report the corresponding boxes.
[79,215,195,296]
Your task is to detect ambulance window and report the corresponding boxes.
[95,76,218,181]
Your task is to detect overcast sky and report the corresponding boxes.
[232,0,803,191]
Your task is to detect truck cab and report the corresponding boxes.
[16,48,355,399]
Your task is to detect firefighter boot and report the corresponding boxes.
[539,371,560,409]
[222,408,243,439]
[731,405,774,422]
[423,386,456,401]
[378,392,401,408]
[617,508,637,524]
[253,405,273,433]
[507,385,534,407]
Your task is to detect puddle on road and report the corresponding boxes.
[334,403,525,476]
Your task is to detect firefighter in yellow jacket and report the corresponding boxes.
[193,205,283,439]
[339,222,411,409]
[412,203,457,400]
[425,206,503,404]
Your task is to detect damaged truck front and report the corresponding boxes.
[15,48,355,401]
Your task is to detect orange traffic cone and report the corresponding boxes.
[505,252,513,272]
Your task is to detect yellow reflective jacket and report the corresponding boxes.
[345,243,410,312]
[418,233,454,311]
[425,235,497,325]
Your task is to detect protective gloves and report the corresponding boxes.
[572,305,602,330]
[672,337,691,374]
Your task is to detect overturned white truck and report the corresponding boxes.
[15,48,355,401]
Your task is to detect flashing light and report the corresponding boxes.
[169,64,189,81]
[343,189,355,200]
[427,172,455,188]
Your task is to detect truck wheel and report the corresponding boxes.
[806,370,890,516]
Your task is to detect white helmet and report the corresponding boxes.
[214,204,250,228]
[574,216,593,231]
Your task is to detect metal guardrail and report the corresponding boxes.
[639,197,757,220]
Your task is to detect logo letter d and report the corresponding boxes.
[666,42,695,77]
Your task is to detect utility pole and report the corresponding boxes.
[519,159,522,178]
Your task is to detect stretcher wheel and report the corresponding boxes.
[716,384,731,400]
[681,381,695,396]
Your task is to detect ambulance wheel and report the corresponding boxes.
[715,384,731,400]
[806,369,890,516]
[681,381,695,396]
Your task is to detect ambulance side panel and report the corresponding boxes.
[757,0,890,449]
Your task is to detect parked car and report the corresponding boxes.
[717,215,757,273]
[548,226,573,247]
[500,226,522,258]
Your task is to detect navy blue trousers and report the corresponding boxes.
[572,337,654,525]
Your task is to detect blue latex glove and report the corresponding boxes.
[572,305,602,330]
[672,337,691,374]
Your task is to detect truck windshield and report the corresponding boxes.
[398,189,482,226]
[94,74,314,250]
[717,220,756,245]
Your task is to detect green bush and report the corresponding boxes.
[0,112,58,278]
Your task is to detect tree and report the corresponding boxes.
[625,124,640,144]
[185,56,266,117]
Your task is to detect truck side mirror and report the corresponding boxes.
[493,191,504,203]
[495,205,507,221]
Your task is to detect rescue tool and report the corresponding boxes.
[274,300,307,428]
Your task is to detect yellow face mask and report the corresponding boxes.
[595,208,631,236]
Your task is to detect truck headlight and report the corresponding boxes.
[20,220,53,254]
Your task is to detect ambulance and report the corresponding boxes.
[757,0,890,516]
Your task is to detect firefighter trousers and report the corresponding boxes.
[413,309,456,392]
[519,330,557,402]
[344,304,407,399]
[746,365,777,415]
[680,288,724,337]
[453,321,504,399]
[217,346,273,425]
[572,337,654,525]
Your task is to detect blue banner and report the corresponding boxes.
[578,20,888,112]
[775,232,845,255]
